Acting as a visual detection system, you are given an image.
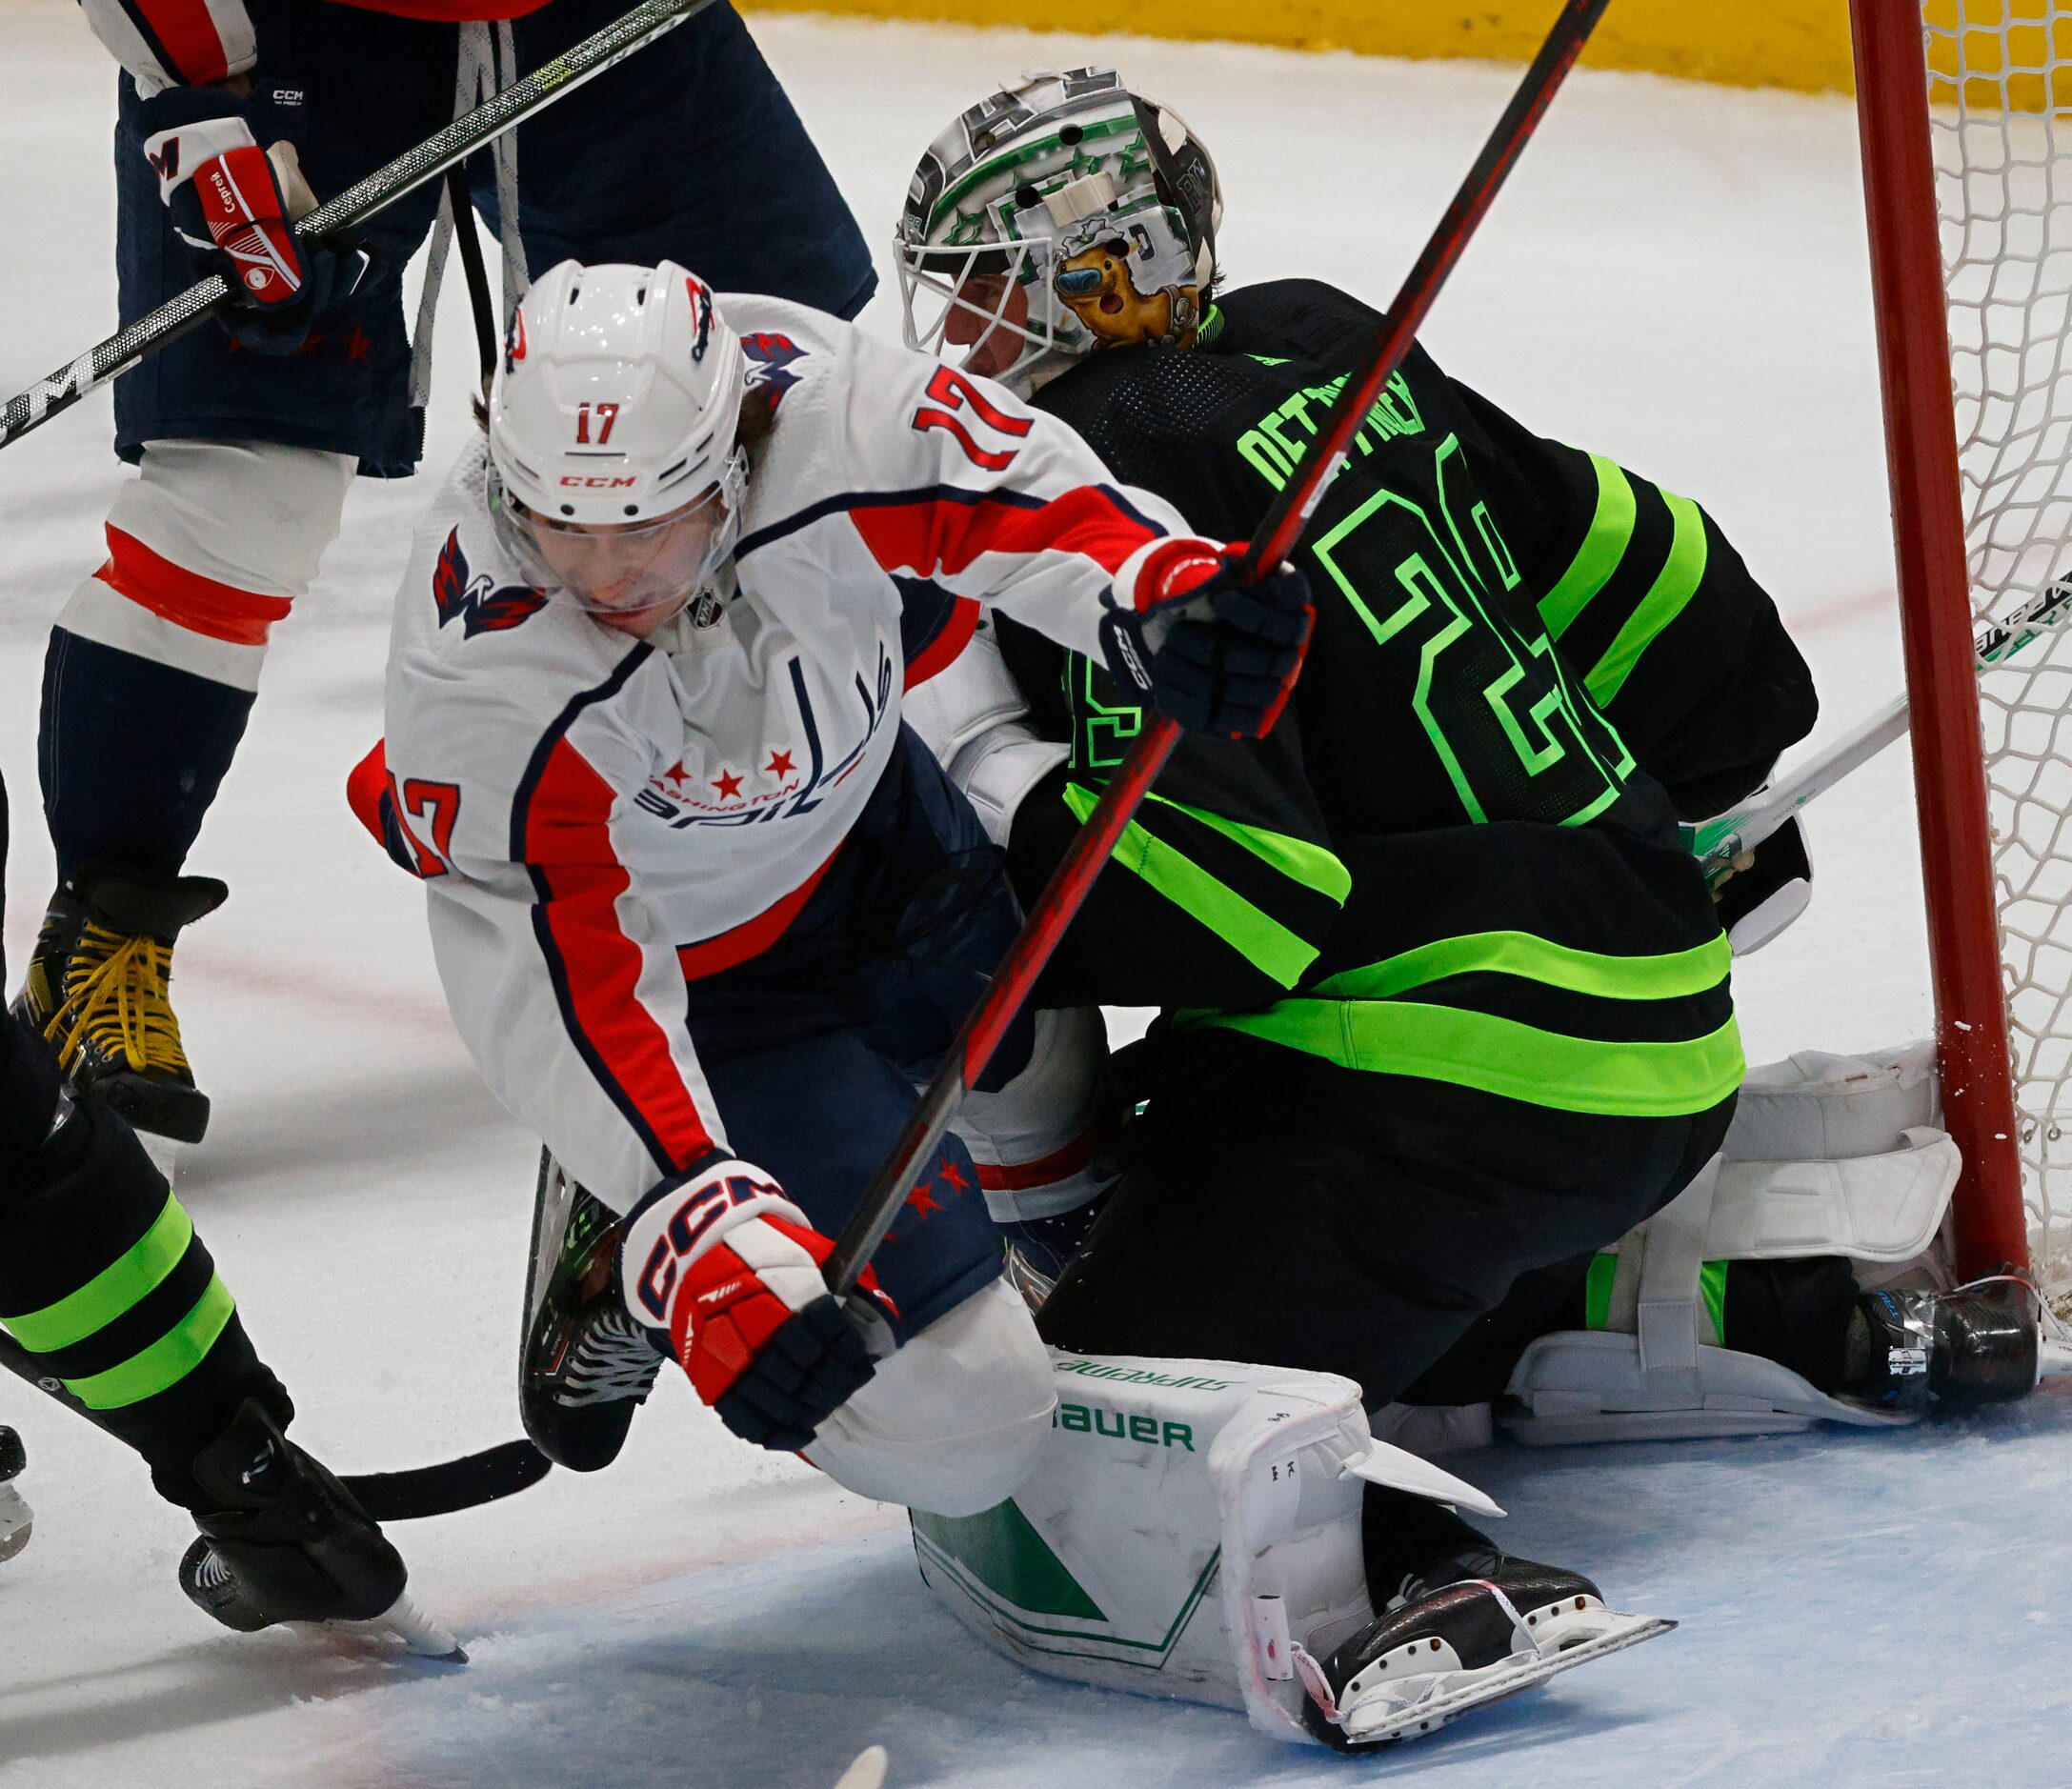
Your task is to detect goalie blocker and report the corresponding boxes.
[912,1351,1669,1749]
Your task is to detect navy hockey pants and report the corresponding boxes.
[680,728,1030,1343]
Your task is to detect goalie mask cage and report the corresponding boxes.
[1851,0,2072,1295]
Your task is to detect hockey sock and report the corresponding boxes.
[40,631,254,880]
[0,1067,289,1510]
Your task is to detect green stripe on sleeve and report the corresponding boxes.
[1142,793,1352,903]
[1538,454,1638,643]
[1310,929,1731,1004]
[1181,1000,1745,1117]
[1062,784,1321,988]
[1584,1252,1619,1330]
[62,1275,236,1411]
[1583,490,1709,707]
[1,1193,193,1353]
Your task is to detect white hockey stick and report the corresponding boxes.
[1688,576,2072,883]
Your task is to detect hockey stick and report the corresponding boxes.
[0,0,714,452]
[822,0,1615,1297]
[1689,574,2072,883]
[0,1321,550,1520]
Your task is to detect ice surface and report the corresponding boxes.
[0,3,2057,1781]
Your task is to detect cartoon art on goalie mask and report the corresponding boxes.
[896,67,1221,398]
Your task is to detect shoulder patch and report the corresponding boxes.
[433,528,549,638]
[741,332,810,408]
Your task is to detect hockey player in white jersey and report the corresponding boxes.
[366,258,1312,1515]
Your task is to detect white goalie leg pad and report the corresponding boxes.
[1503,1041,1961,1444]
[908,1347,1501,1745]
[805,1277,1056,1518]
[956,1006,1119,1223]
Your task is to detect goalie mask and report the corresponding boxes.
[487,258,749,624]
[896,67,1221,397]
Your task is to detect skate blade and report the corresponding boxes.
[0,1483,31,1563]
[325,1591,466,1662]
[2037,1334,2072,1381]
[1341,1610,1675,1745]
[834,1745,889,1789]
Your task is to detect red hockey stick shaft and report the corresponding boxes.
[824,0,1613,1298]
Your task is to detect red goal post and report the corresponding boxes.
[1849,1,2072,1285]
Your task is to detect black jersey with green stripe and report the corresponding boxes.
[1210,279,1816,820]
[1030,286,1672,846]
[991,276,1791,1119]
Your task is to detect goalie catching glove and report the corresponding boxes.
[1100,542,1314,739]
[139,89,370,354]
[619,1155,898,1452]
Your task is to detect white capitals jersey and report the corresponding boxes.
[381,295,1209,1216]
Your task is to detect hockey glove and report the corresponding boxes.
[619,1156,898,1453]
[139,89,371,355]
[1100,540,1315,739]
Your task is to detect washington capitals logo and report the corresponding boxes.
[741,332,808,408]
[687,274,714,363]
[433,529,547,638]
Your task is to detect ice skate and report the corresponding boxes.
[0,1425,30,1564]
[12,864,225,1144]
[521,1150,664,1472]
[1296,1545,1673,1749]
[176,1398,455,1656]
[1844,1274,2047,1413]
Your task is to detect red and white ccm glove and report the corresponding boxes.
[138,90,369,352]
[617,1156,897,1452]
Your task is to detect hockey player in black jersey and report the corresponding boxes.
[893,68,2040,1747]
[0,763,444,1653]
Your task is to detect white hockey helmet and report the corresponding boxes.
[896,68,1221,397]
[487,258,749,618]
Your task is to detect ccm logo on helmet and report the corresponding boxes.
[559,474,638,488]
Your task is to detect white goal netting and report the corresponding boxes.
[1926,1,2072,1293]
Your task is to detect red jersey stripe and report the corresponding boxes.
[849,485,1164,587]
[674,848,839,982]
[903,595,979,690]
[130,0,232,85]
[526,739,716,1168]
[97,525,292,647]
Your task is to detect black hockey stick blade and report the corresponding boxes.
[343,1438,553,1522]
[0,1323,549,1521]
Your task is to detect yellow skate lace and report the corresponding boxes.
[42,921,191,1077]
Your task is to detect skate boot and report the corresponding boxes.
[0,1426,30,1564]
[1842,1274,2042,1413]
[521,1152,664,1473]
[12,864,227,1144]
[1297,1534,1672,1749]
[997,1192,1110,1312]
[178,1397,457,1658]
